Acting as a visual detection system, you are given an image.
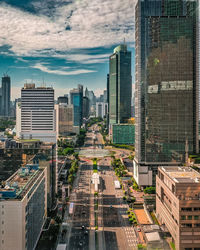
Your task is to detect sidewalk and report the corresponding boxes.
[56,161,81,249]
[89,168,96,250]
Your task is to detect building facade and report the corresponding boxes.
[134,0,199,186]
[109,44,132,125]
[1,75,11,117]
[83,96,90,119]
[55,104,74,136]
[0,164,47,250]
[96,102,108,119]
[57,95,68,104]
[85,88,96,115]
[156,166,200,250]
[112,124,135,145]
[70,85,83,128]
[18,84,57,143]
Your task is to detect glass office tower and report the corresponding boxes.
[109,44,132,125]
[70,85,83,127]
[134,0,199,185]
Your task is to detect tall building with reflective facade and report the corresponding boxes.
[134,0,199,186]
[109,44,132,125]
[70,84,83,128]
[1,75,11,116]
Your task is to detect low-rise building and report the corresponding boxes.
[0,164,47,250]
[156,166,200,250]
[111,124,135,144]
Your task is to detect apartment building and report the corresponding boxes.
[0,164,47,250]
[156,166,200,250]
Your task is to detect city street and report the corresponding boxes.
[60,124,138,250]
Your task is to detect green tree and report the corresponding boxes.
[144,186,156,194]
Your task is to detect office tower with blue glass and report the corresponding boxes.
[70,85,83,130]
[134,0,199,186]
[109,44,132,125]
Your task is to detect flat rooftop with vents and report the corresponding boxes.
[160,166,200,183]
[0,164,43,200]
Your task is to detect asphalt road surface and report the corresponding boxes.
[60,124,138,250]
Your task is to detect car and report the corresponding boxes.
[79,241,84,246]
[84,230,89,235]
[137,228,141,232]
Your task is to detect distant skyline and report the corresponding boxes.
[0,0,136,100]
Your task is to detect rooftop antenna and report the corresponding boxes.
[123,37,127,52]
[41,76,46,88]
[124,37,126,46]
[3,69,10,77]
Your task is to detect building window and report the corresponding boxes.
[2,221,4,224]
[181,216,186,220]
[181,208,192,212]
[194,208,200,211]
[2,230,4,234]
[2,240,4,244]
[194,224,200,227]
[187,215,192,220]
[181,224,192,228]
[194,216,199,220]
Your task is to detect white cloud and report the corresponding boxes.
[58,53,110,64]
[0,0,135,57]
[94,88,105,97]
[32,63,96,75]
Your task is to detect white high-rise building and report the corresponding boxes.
[0,164,47,250]
[17,84,57,143]
[96,102,108,119]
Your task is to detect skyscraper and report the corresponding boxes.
[134,0,199,186]
[109,44,132,125]
[83,96,90,119]
[55,103,74,136]
[17,84,57,143]
[70,84,83,128]
[1,74,11,116]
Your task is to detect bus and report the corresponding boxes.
[69,202,74,215]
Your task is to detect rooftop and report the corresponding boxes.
[0,164,43,200]
[145,232,161,242]
[114,44,127,53]
[160,166,200,183]
[23,83,53,90]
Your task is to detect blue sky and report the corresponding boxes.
[0,0,135,100]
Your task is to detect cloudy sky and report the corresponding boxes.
[0,0,135,100]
